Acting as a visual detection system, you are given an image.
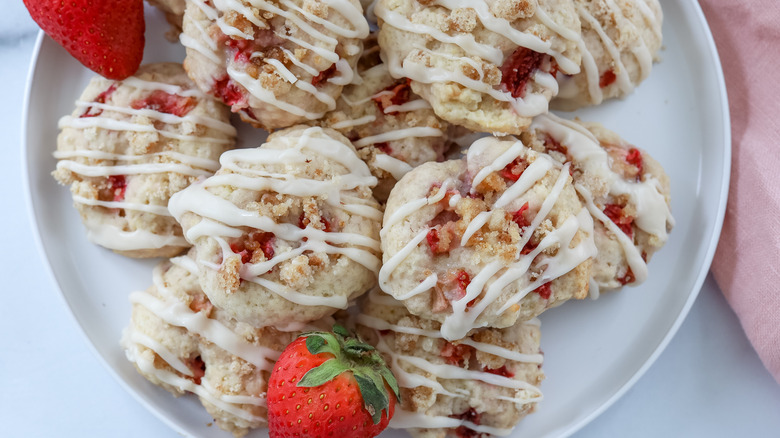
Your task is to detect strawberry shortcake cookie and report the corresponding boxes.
[180,0,370,130]
[122,252,318,437]
[356,289,545,438]
[379,135,596,341]
[523,114,673,295]
[148,0,187,34]
[319,35,452,202]
[552,0,663,110]
[53,63,237,258]
[375,0,582,135]
[169,126,383,328]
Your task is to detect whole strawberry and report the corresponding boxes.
[267,325,399,438]
[23,0,145,80]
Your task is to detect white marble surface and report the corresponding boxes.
[2,11,780,438]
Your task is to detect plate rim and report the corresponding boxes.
[21,0,732,434]
[556,0,731,434]
[20,31,195,437]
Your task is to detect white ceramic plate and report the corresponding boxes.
[23,1,729,437]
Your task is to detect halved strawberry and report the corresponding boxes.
[23,0,145,80]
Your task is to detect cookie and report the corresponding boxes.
[375,0,582,134]
[53,63,237,258]
[318,35,452,202]
[380,135,596,340]
[356,289,544,438]
[524,113,673,295]
[147,0,187,35]
[121,253,327,437]
[169,126,383,328]
[180,0,370,130]
[552,0,663,110]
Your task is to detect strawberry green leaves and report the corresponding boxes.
[297,325,400,425]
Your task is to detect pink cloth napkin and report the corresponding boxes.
[700,0,780,384]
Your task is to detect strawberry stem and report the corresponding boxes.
[297,325,400,424]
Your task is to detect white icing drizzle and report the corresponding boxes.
[357,313,544,365]
[331,114,376,129]
[71,195,172,216]
[373,154,413,181]
[358,291,543,434]
[171,254,200,274]
[53,150,221,172]
[55,158,213,178]
[379,138,597,340]
[58,115,233,145]
[124,341,267,423]
[121,77,210,99]
[530,113,674,285]
[577,184,648,283]
[127,330,193,376]
[364,0,380,25]
[383,98,431,113]
[326,63,445,180]
[227,66,328,120]
[182,0,369,119]
[390,409,514,436]
[55,74,234,253]
[329,58,357,86]
[121,257,287,425]
[352,127,443,148]
[280,48,320,76]
[129,261,281,369]
[85,223,189,251]
[374,0,583,120]
[566,0,662,105]
[381,179,455,234]
[168,127,382,308]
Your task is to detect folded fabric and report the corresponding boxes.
[700,0,780,384]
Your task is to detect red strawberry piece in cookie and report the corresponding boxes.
[80,84,118,118]
[603,204,634,238]
[501,48,545,99]
[617,267,636,285]
[599,69,617,88]
[432,269,475,312]
[440,342,475,367]
[500,157,529,182]
[625,148,643,176]
[107,175,127,203]
[533,282,552,300]
[184,355,206,385]
[312,64,338,87]
[372,78,412,115]
[213,76,248,109]
[450,408,485,438]
[131,90,198,117]
[483,365,514,378]
[230,232,275,264]
[23,0,145,80]
[512,202,531,228]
